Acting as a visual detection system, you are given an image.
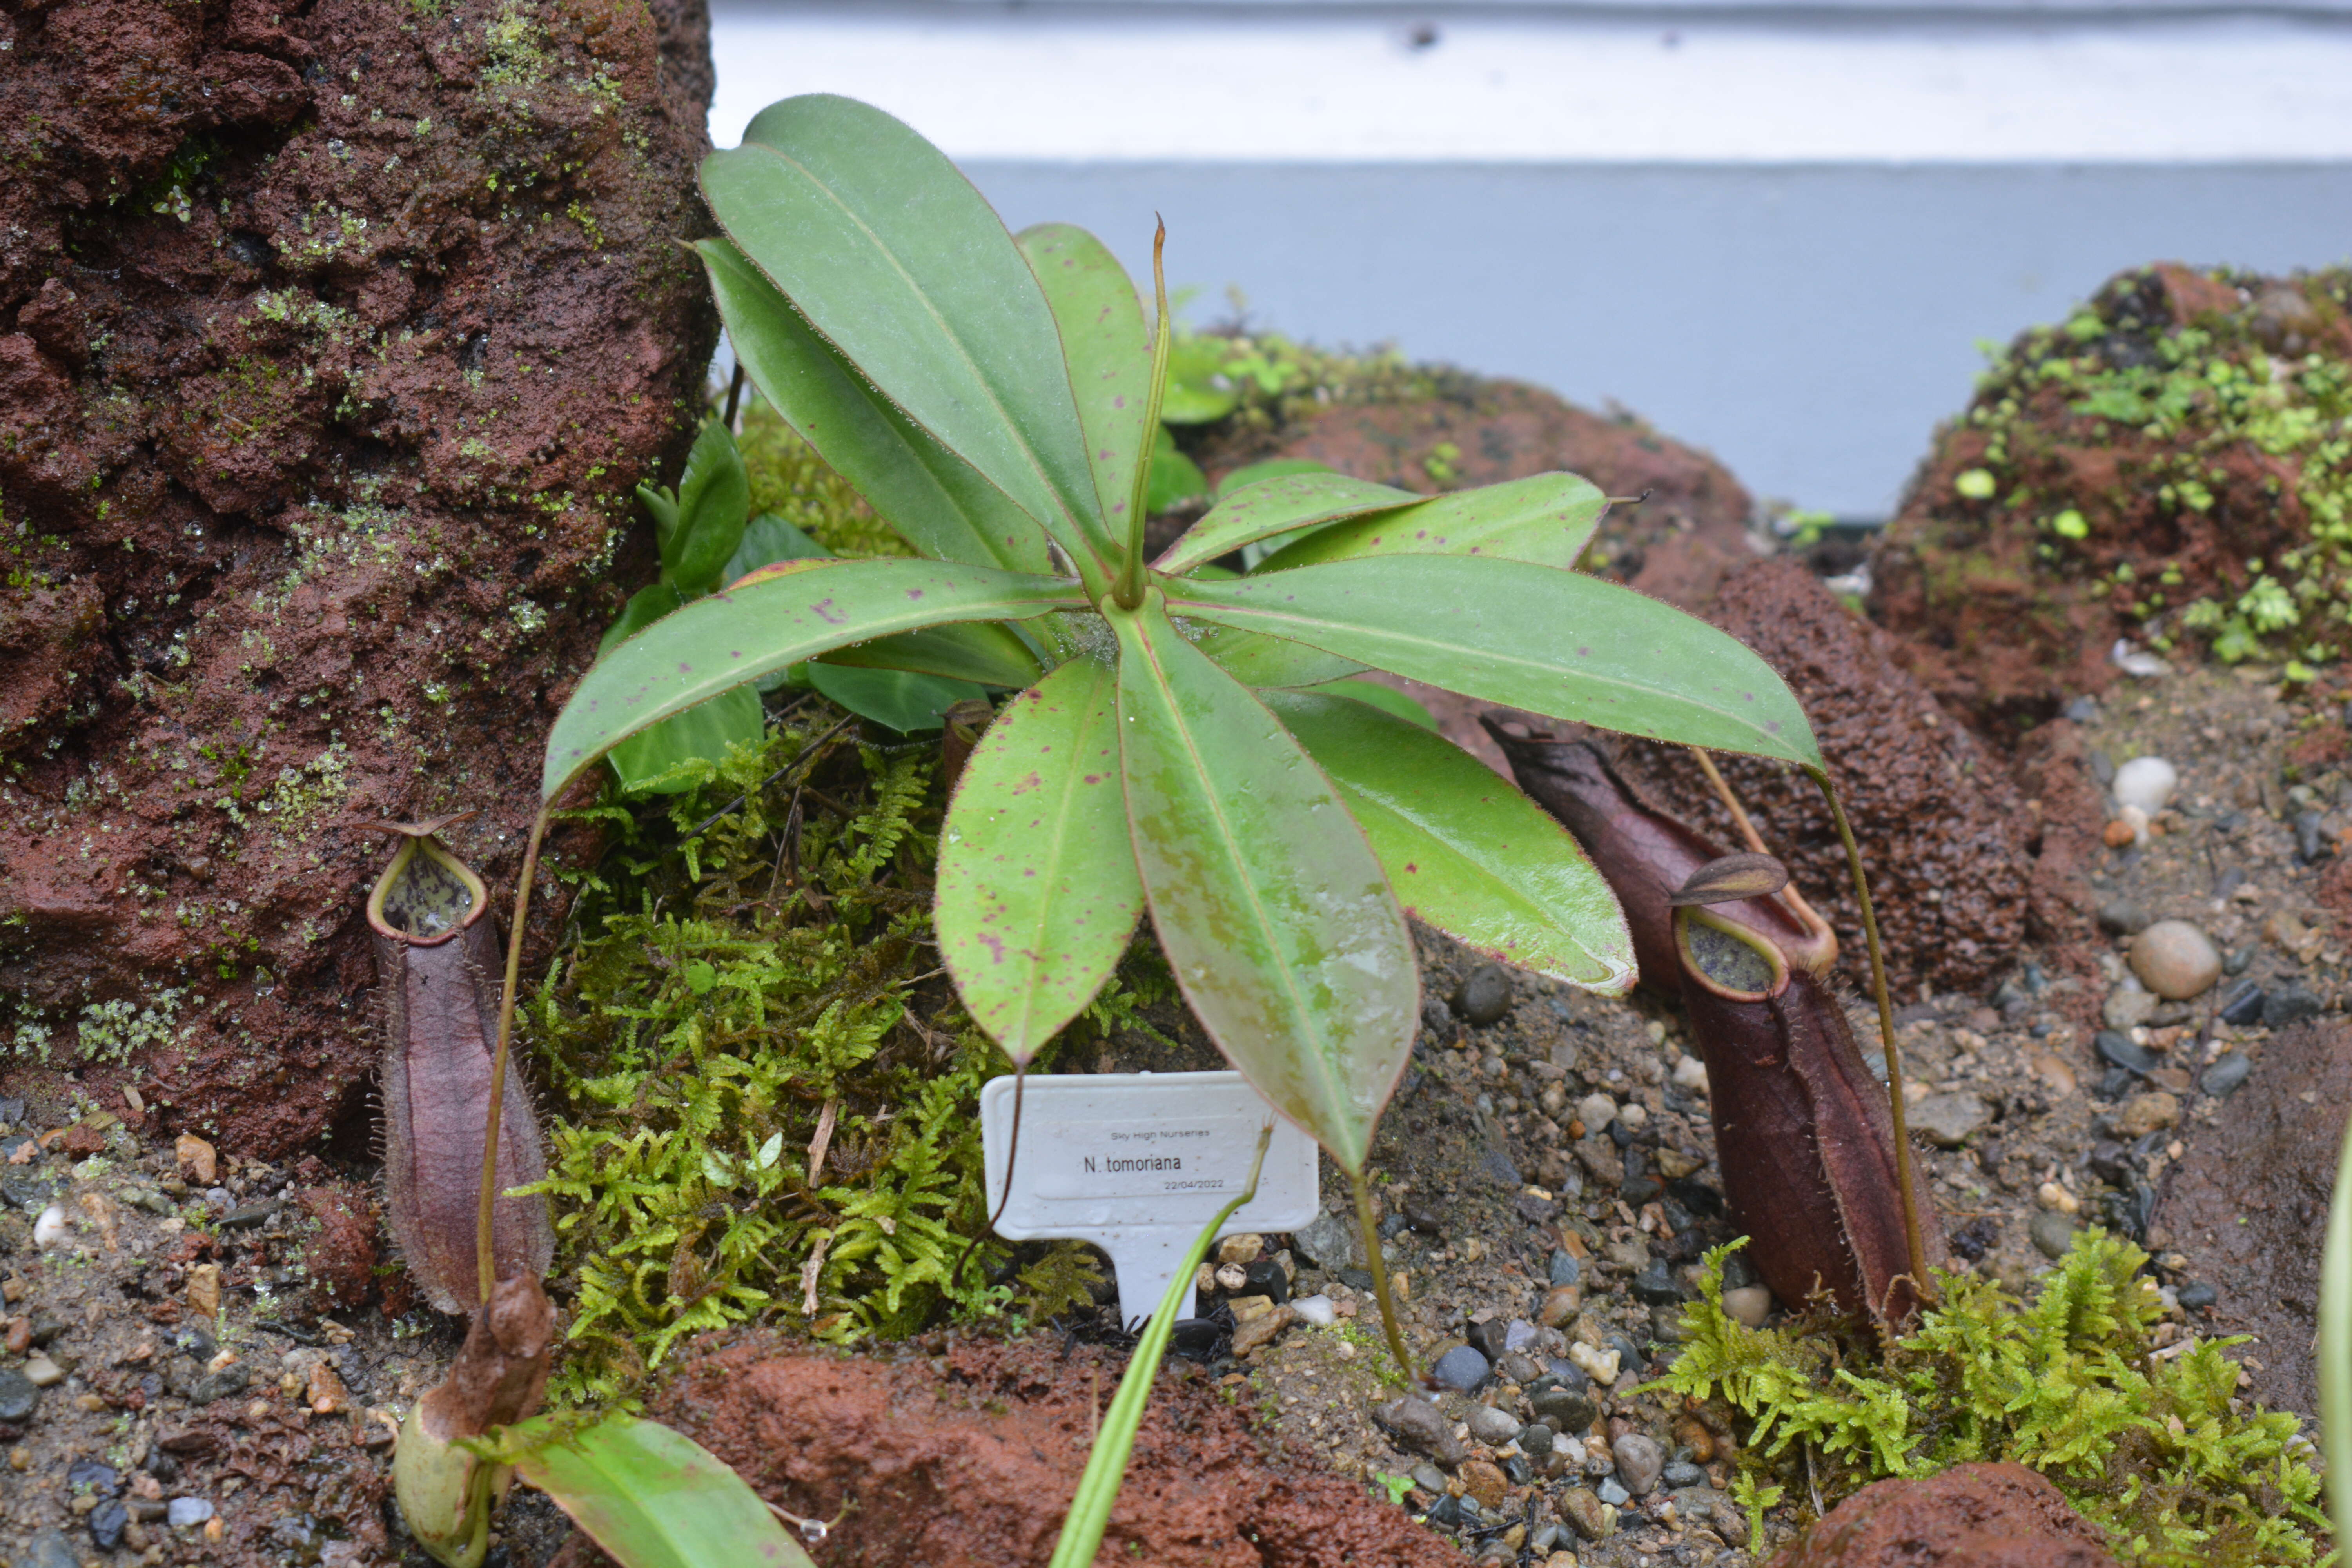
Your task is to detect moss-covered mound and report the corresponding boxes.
[1869,264,2352,729]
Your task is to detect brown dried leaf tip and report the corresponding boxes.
[368,819,554,1316]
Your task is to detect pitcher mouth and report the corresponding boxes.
[1675,903,1790,1003]
[364,815,489,945]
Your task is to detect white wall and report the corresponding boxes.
[706,2,2352,516]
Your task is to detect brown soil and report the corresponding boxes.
[0,0,718,1159]
[1867,263,2352,732]
[619,1332,1470,1568]
[1192,379,1764,611]
[1768,1462,2121,1568]
[1603,559,2042,998]
[2157,1016,2351,1417]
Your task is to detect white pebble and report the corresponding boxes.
[2117,803,2151,846]
[1575,1092,1618,1130]
[1720,1285,1774,1328]
[1672,1056,1710,1094]
[1617,1102,1648,1131]
[2112,756,2178,814]
[33,1202,66,1248]
[1557,1435,1588,1466]
[1291,1294,1336,1327]
[1567,1341,1621,1386]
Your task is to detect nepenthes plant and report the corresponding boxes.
[515,90,1931,1372]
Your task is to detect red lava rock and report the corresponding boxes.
[1770,1462,2121,1568]
[2157,1016,2352,1417]
[599,1332,1470,1568]
[0,0,718,1158]
[294,1181,378,1314]
[1868,263,2352,731]
[1194,378,1757,612]
[1604,559,2037,995]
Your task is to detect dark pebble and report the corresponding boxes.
[1549,1250,1582,1288]
[189,1366,249,1405]
[2265,984,2325,1028]
[1546,1358,1591,1394]
[1662,1460,1706,1489]
[1420,996,1455,1039]
[2296,810,2330,864]
[1632,1261,1683,1306]
[1337,1267,1376,1294]
[68,1459,120,1495]
[1619,1175,1663,1206]
[2087,749,2116,786]
[2224,944,2256,975]
[0,1096,24,1129]
[219,1199,283,1231]
[1466,1318,1509,1363]
[1497,1351,1544,1385]
[27,1315,67,1347]
[2096,898,2148,935]
[2219,983,2266,1027]
[1606,1117,1635,1149]
[2094,1065,2136,1101]
[1378,1211,1410,1240]
[2094,1031,2158,1076]
[1520,1423,1555,1455]
[2202,1052,2253,1098]
[1667,1176,1725,1218]
[2,1172,58,1213]
[1718,1249,1758,1290]
[1242,1259,1289,1304]
[1455,964,1514,1026]
[1514,1190,1560,1223]
[1405,1202,1444,1237]
[172,1322,218,1361]
[2178,1281,2219,1310]
[1602,1330,1645,1378]
[1431,1345,1491,1392]
[1503,1454,1533,1485]
[88,1501,128,1552]
[1532,1387,1599,1432]
[1171,1319,1220,1358]
[0,1367,39,1422]
[1426,1495,1463,1527]
[1650,1305,1688,1343]
[2087,1140,2136,1186]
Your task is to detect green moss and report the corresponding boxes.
[734,397,911,559]
[1650,1234,2327,1565]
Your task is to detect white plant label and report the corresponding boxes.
[982,1070,1320,1328]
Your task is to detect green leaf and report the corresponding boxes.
[543,558,1085,800]
[1265,690,1634,991]
[598,583,687,661]
[702,97,1111,575]
[1216,458,1331,500]
[1146,426,1209,514]
[1304,677,1437,729]
[1194,623,1366,689]
[1110,596,1416,1175]
[497,1415,816,1568]
[937,659,1143,1062]
[699,240,1050,574]
[1017,223,1152,546]
[607,687,767,796]
[724,511,831,583]
[1163,556,1822,769]
[1254,472,1607,573]
[1158,335,1240,425]
[819,620,1042,689]
[665,418,751,592]
[1155,471,1420,577]
[806,665,985,733]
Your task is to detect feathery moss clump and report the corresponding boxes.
[521,716,1175,1402]
[1652,1233,2328,1565]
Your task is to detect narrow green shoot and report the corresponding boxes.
[2320,1109,2352,1549]
[1350,1171,1416,1378]
[1114,218,1173,610]
[1047,1121,1271,1568]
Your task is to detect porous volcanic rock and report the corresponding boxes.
[2158,1016,2352,1418]
[1869,263,2352,732]
[0,0,718,1155]
[615,1333,1469,1568]
[1769,1462,2122,1568]
[1194,378,1761,611]
[1606,558,2038,996]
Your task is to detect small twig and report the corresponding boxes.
[952,1063,1027,1291]
[722,359,747,432]
[806,1098,839,1186]
[687,713,856,840]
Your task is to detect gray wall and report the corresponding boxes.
[967,160,2352,518]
